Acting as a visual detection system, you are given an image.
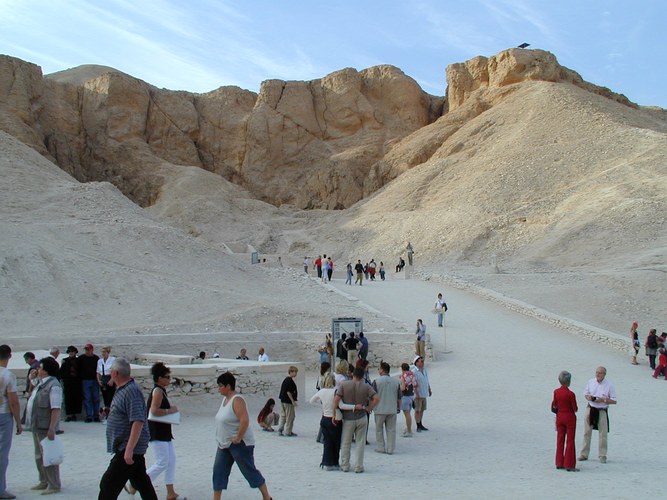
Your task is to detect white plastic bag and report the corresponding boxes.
[41,436,64,466]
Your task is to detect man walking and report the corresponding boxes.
[578,366,617,464]
[334,367,379,473]
[99,358,156,500]
[412,356,432,432]
[1,345,22,499]
[372,362,400,455]
[354,260,364,285]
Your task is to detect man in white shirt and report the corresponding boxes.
[0,345,23,499]
[434,293,447,327]
[578,366,617,464]
[258,347,269,362]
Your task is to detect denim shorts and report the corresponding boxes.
[400,395,415,411]
[213,443,265,491]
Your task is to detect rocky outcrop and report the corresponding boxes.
[447,48,635,111]
[0,56,442,209]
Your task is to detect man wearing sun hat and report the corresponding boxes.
[412,355,432,432]
[79,343,100,423]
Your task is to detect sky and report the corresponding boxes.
[0,0,665,108]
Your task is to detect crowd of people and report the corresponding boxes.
[630,323,667,378]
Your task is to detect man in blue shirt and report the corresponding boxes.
[412,356,432,432]
[99,358,156,500]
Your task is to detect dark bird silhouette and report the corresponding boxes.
[517,43,530,49]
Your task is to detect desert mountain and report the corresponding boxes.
[0,48,665,337]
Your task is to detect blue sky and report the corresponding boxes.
[1,0,665,107]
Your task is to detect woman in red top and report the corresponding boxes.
[551,370,578,471]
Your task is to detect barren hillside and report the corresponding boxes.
[0,48,665,338]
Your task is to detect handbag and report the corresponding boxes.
[148,410,181,425]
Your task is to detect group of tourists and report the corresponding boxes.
[630,322,667,378]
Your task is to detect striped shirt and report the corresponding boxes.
[106,379,150,454]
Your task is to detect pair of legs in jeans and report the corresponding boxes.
[82,379,100,420]
[213,443,270,500]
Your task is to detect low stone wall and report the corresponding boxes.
[130,359,306,400]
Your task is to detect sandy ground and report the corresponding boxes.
[5,275,665,500]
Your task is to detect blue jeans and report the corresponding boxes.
[213,443,265,491]
[82,379,100,419]
[437,313,444,326]
[0,413,13,495]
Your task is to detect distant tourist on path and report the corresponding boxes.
[60,346,82,422]
[144,362,183,500]
[236,349,249,361]
[551,370,578,471]
[0,344,22,500]
[578,366,617,464]
[336,334,347,362]
[193,351,206,364]
[379,261,386,281]
[309,374,342,470]
[315,255,322,279]
[334,367,379,473]
[358,332,368,361]
[412,356,432,432]
[345,333,360,366]
[257,348,269,362]
[327,257,334,281]
[345,262,353,285]
[434,293,447,327]
[399,363,418,437]
[99,358,156,499]
[354,260,364,285]
[213,372,271,500]
[652,348,667,379]
[415,319,426,358]
[630,322,640,365]
[303,256,310,274]
[372,361,400,455]
[645,329,659,369]
[278,366,298,437]
[368,259,376,280]
[395,257,405,273]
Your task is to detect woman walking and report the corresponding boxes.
[145,362,183,500]
[213,372,271,500]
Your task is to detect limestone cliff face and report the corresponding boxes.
[0,49,638,210]
[0,56,441,209]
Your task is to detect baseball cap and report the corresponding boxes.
[413,355,423,364]
[84,343,94,350]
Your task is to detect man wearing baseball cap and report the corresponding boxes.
[412,356,432,432]
[79,344,100,422]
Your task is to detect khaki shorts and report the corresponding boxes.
[413,398,427,412]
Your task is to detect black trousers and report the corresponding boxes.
[99,452,157,500]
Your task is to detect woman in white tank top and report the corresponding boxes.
[213,372,272,500]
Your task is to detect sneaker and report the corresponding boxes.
[31,484,48,491]
[0,492,17,499]
[402,430,412,437]
[416,427,422,433]
[420,425,429,431]
[41,488,60,496]
[577,456,587,461]
[340,466,350,472]
[354,467,365,473]
[285,432,298,437]
[599,457,607,463]
[375,449,386,454]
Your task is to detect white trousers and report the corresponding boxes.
[147,440,176,485]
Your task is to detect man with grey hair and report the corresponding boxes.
[372,361,400,455]
[48,347,60,362]
[578,366,617,464]
[98,358,156,499]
